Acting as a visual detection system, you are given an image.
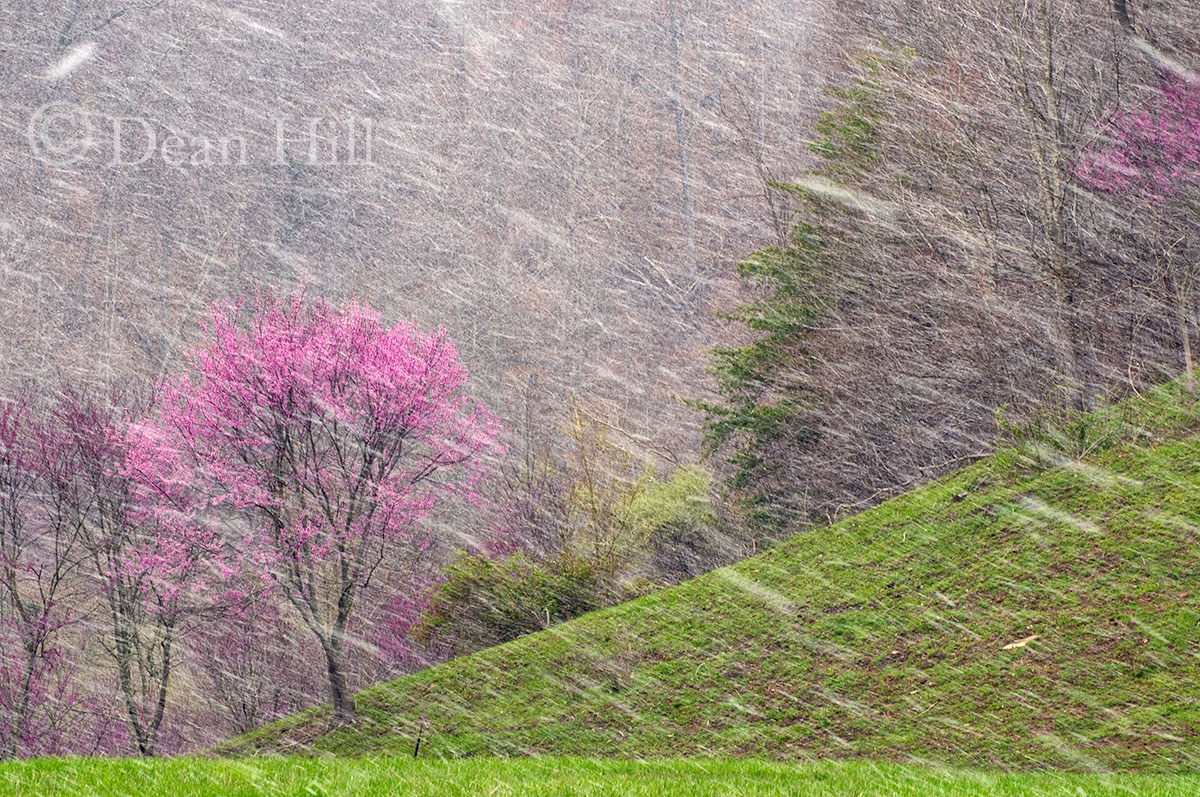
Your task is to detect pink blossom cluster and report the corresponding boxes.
[1075,70,1200,200]
[134,291,503,583]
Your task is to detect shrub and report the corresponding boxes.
[415,552,606,654]
[995,390,1133,467]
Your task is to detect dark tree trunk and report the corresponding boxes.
[324,643,354,724]
[1112,0,1134,33]
[0,640,37,760]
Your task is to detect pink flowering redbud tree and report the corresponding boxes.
[57,388,222,757]
[0,395,89,759]
[147,292,504,722]
[1076,69,1200,389]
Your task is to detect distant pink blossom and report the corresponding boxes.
[1075,70,1200,200]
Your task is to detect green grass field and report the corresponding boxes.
[4,757,1199,796]
[214,381,1200,772]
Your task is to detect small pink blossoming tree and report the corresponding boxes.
[145,292,504,722]
[0,386,215,759]
[58,389,221,756]
[0,395,88,759]
[1076,69,1200,389]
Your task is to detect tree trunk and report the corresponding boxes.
[5,640,40,759]
[665,0,696,275]
[1112,0,1134,33]
[112,609,153,756]
[109,593,174,757]
[1175,285,1195,393]
[323,642,354,724]
[1049,265,1089,411]
[1,579,34,760]
[143,625,176,757]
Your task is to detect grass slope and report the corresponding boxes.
[5,758,1200,796]
[220,383,1200,772]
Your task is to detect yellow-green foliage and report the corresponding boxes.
[628,465,716,541]
[559,407,714,576]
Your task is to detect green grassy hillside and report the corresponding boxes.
[219,383,1200,772]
